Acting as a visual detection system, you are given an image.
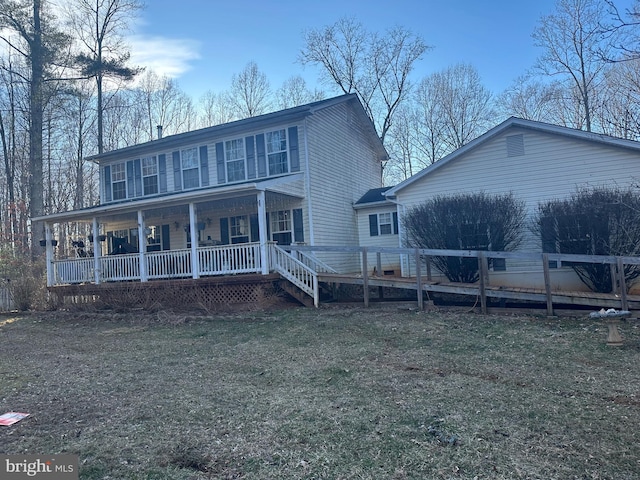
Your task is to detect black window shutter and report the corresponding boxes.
[392,212,399,235]
[293,208,304,243]
[103,165,112,202]
[199,145,209,186]
[288,126,300,172]
[172,151,182,191]
[215,142,225,184]
[158,154,167,193]
[246,136,256,179]
[134,158,142,196]
[161,224,170,250]
[256,133,267,177]
[220,218,230,244]
[369,214,379,236]
[126,160,135,198]
[250,213,259,242]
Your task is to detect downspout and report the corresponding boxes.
[302,118,315,245]
[387,196,407,276]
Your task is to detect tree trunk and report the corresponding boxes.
[29,0,45,257]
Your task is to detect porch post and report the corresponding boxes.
[138,211,148,282]
[189,203,199,279]
[92,218,101,284]
[44,222,54,287]
[257,190,269,274]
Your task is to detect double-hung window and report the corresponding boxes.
[266,129,288,175]
[181,148,200,189]
[270,210,292,245]
[369,212,398,236]
[230,215,249,244]
[378,213,393,235]
[225,138,246,182]
[111,162,126,200]
[142,156,158,195]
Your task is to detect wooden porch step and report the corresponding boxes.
[279,280,315,307]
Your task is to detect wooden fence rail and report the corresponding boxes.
[286,245,640,314]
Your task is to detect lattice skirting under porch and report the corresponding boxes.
[49,274,283,310]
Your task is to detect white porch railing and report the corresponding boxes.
[147,249,192,279]
[52,242,265,284]
[100,253,141,281]
[198,243,261,275]
[54,257,94,284]
[270,244,319,307]
[50,242,319,307]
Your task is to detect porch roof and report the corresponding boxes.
[34,173,304,223]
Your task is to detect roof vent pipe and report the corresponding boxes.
[157,125,163,139]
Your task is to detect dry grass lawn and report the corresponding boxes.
[1,304,639,479]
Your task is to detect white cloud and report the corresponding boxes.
[128,35,201,79]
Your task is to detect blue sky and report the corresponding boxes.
[128,0,637,100]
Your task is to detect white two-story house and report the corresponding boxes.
[34,94,387,305]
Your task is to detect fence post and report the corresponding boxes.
[478,252,487,314]
[617,257,629,311]
[362,247,369,307]
[542,253,554,316]
[415,248,423,310]
[376,251,384,300]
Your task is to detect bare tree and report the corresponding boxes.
[417,64,495,153]
[275,75,324,109]
[229,61,271,118]
[497,75,567,123]
[532,0,615,132]
[66,0,142,154]
[197,90,236,127]
[300,18,429,147]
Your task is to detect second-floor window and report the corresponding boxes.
[111,163,126,200]
[181,147,200,189]
[225,138,246,182]
[266,129,288,175]
[142,156,158,195]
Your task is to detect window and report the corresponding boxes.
[225,138,246,182]
[270,210,292,245]
[142,156,158,195]
[266,129,288,175]
[230,215,249,244]
[378,213,393,235]
[111,163,126,200]
[181,148,200,189]
[369,212,398,236]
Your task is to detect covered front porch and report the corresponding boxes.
[36,178,307,288]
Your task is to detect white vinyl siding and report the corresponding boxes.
[395,126,640,280]
[306,102,384,272]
